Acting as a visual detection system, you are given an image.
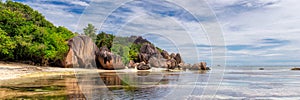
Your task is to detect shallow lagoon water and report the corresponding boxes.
[1,66,300,99]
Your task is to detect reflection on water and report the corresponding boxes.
[75,71,181,99]
[0,71,184,99]
[1,66,300,99]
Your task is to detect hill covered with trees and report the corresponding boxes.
[0,1,75,66]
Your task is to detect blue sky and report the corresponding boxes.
[12,0,300,66]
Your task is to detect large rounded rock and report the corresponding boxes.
[174,53,182,64]
[138,53,150,63]
[149,56,167,68]
[62,47,73,68]
[140,43,158,55]
[190,62,209,70]
[166,58,177,69]
[62,35,99,68]
[161,50,170,59]
[200,62,207,70]
[170,53,176,59]
[137,62,151,70]
[138,43,162,64]
[97,46,125,70]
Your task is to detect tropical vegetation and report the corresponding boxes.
[0,1,162,66]
[0,1,75,66]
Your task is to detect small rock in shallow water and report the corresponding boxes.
[291,68,300,70]
[259,68,264,70]
[206,67,211,70]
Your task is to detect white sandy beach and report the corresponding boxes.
[0,62,169,81]
[0,62,76,81]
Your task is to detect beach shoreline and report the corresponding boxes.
[0,62,74,81]
[0,62,170,82]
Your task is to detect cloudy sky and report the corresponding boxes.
[12,0,300,66]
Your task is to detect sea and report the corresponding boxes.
[1,66,300,99]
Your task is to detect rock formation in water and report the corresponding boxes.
[190,62,210,70]
[200,62,209,70]
[170,53,176,59]
[133,41,187,70]
[291,67,300,70]
[62,35,99,68]
[138,43,161,64]
[135,42,188,70]
[166,58,177,69]
[97,46,125,70]
[161,50,170,59]
[259,68,264,70]
[148,56,167,68]
[63,35,211,71]
[162,53,183,70]
[137,61,151,70]
[174,53,182,64]
[62,35,125,70]
[138,53,150,64]
[140,43,159,55]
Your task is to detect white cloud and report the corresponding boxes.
[203,0,300,65]
[18,0,84,31]
[14,0,300,65]
[70,1,89,6]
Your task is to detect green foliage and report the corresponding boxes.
[111,44,130,64]
[156,47,163,53]
[0,28,16,59]
[83,24,97,41]
[128,43,142,62]
[95,32,115,49]
[0,1,75,66]
[95,32,141,63]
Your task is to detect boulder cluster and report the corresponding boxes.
[62,35,210,70]
[61,36,124,69]
[127,39,210,70]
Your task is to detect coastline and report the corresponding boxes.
[0,62,170,82]
[1,61,298,82]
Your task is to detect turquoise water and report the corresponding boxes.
[1,66,300,99]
